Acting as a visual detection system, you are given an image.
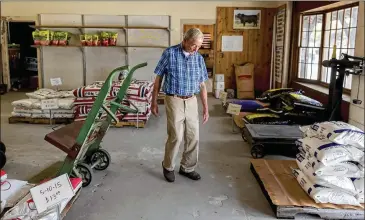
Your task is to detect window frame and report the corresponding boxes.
[294,2,359,94]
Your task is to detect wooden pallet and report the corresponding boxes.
[250,159,364,220]
[8,116,73,125]
[114,120,146,128]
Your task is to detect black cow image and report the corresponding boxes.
[235,13,259,27]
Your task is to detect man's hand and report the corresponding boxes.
[151,101,159,116]
[202,108,209,124]
[151,75,162,117]
[199,82,209,124]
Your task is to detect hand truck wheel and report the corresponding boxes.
[0,142,6,153]
[0,151,6,169]
[75,163,93,187]
[251,144,265,159]
[90,149,111,171]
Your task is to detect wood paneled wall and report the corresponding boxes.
[215,7,276,93]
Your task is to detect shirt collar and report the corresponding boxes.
[180,43,198,58]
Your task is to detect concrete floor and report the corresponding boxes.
[1,92,309,220]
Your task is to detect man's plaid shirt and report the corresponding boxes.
[154,44,208,96]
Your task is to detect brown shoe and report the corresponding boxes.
[162,162,175,182]
[179,167,201,181]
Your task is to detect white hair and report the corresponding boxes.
[183,28,204,41]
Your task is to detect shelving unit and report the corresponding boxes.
[33,14,171,89]
[30,25,169,30]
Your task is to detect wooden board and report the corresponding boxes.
[8,116,73,124]
[114,120,146,128]
[250,159,364,219]
[215,7,276,93]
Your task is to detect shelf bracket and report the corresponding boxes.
[78,28,84,35]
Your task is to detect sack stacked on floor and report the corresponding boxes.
[72,80,153,123]
[294,121,365,206]
[11,88,75,119]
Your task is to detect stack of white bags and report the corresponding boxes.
[294,121,364,206]
[11,88,75,119]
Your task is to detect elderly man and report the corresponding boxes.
[151,28,209,182]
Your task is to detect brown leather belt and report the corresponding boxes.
[166,93,194,99]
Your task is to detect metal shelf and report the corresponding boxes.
[35,15,171,88]
[30,25,170,31]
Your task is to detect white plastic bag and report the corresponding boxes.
[356,194,364,203]
[293,169,360,206]
[297,137,364,166]
[297,149,364,178]
[296,154,357,195]
[353,178,364,195]
[11,99,38,109]
[1,179,28,203]
[57,98,75,109]
[308,121,364,149]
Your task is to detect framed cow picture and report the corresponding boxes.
[233,9,261,29]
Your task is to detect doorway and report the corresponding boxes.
[8,21,38,91]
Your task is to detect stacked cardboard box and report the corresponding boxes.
[235,63,255,99]
[214,74,225,98]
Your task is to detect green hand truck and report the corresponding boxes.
[44,62,148,187]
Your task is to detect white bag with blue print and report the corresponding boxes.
[293,169,360,206]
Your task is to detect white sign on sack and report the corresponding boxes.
[226,103,241,115]
[30,174,75,214]
[41,99,59,110]
[219,91,228,103]
[50,78,62,87]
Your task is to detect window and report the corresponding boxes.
[297,4,358,90]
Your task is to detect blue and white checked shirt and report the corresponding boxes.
[154,44,208,96]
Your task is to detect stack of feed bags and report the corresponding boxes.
[293,121,364,206]
[11,88,75,119]
[72,79,153,123]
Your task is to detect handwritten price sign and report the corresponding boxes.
[50,77,62,87]
[41,99,59,110]
[226,103,241,115]
[30,174,74,213]
[219,91,227,103]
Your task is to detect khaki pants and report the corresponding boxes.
[163,95,199,173]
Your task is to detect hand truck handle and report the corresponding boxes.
[110,101,139,114]
[102,104,119,123]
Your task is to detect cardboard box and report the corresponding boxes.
[235,63,255,99]
[215,74,225,82]
[237,91,255,99]
[214,82,225,90]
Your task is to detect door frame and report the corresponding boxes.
[1,16,38,91]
